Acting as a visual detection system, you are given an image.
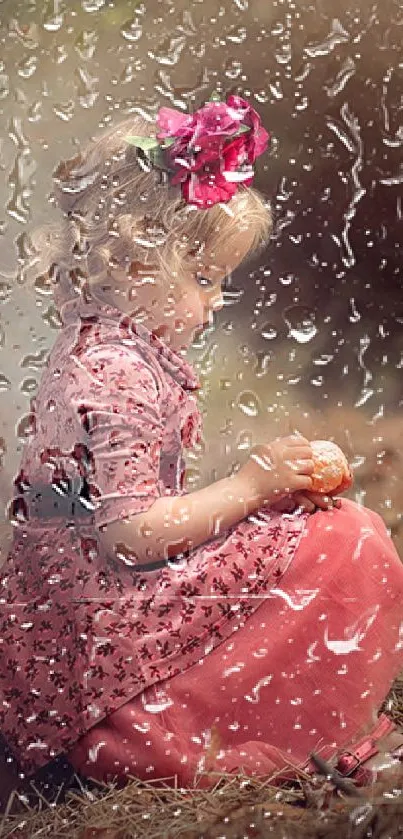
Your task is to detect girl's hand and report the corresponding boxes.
[271,491,342,514]
[238,435,314,505]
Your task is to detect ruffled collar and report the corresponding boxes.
[60,295,200,392]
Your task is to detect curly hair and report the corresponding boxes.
[26,115,272,312]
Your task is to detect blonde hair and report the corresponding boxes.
[27,115,272,310]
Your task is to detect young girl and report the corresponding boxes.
[0,96,402,800]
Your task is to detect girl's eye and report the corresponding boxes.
[196,274,214,289]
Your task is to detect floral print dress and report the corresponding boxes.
[0,299,308,776]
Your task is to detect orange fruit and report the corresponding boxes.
[310,440,353,494]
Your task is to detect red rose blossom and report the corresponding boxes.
[156,95,269,209]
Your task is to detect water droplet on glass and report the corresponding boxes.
[141,693,174,714]
[34,274,53,296]
[53,101,75,122]
[313,353,334,366]
[17,55,38,79]
[219,378,232,391]
[27,100,43,123]
[237,391,260,417]
[255,352,272,378]
[270,588,319,611]
[232,0,248,11]
[82,0,106,11]
[43,0,64,32]
[0,68,9,100]
[245,674,272,703]
[75,66,99,109]
[185,467,201,489]
[261,323,278,341]
[0,374,11,392]
[349,297,361,322]
[16,414,36,440]
[324,607,379,655]
[226,26,247,45]
[304,19,349,58]
[225,59,242,80]
[20,378,38,395]
[283,306,318,343]
[21,349,49,370]
[42,306,62,330]
[75,29,98,61]
[237,431,252,451]
[121,17,143,42]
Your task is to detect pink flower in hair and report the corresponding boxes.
[126,95,269,209]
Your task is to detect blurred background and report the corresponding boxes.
[0,0,402,555]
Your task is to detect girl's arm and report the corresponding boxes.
[99,436,314,567]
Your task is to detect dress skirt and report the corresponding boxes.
[68,500,403,787]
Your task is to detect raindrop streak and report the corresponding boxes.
[269,588,319,611]
[88,741,107,763]
[349,297,361,323]
[329,103,366,268]
[324,607,379,655]
[304,19,349,58]
[245,674,272,704]
[325,57,356,97]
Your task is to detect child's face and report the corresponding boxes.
[138,227,257,354]
[106,227,256,354]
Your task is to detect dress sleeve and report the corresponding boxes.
[73,344,164,529]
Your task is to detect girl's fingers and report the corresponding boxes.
[287,458,315,474]
[292,474,314,491]
[270,495,297,513]
[287,446,313,459]
[308,493,332,511]
[288,435,311,447]
[293,493,316,513]
[294,492,342,512]
[314,494,341,510]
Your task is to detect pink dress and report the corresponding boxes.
[0,298,402,785]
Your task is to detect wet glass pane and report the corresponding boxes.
[0,0,402,827]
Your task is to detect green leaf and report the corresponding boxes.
[149,146,177,173]
[235,125,250,135]
[125,136,159,151]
